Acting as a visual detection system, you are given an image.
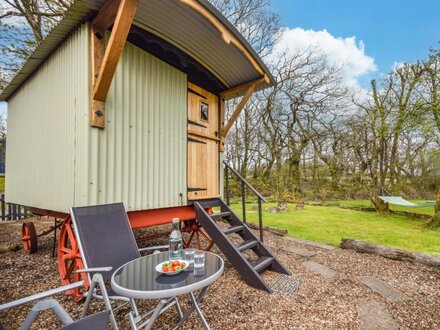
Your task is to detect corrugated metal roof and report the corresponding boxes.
[0,0,274,101]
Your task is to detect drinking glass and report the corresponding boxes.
[184,249,196,265]
[194,250,205,269]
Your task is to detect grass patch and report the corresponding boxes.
[230,202,440,255]
[0,177,4,191]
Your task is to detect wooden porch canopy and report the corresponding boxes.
[0,0,275,134]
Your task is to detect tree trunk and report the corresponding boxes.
[371,195,389,212]
[430,191,440,228]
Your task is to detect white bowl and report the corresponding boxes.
[155,260,189,276]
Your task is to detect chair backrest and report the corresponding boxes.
[71,203,140,281]
[59,311,110,330]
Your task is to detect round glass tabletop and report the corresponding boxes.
[111,251,224,299]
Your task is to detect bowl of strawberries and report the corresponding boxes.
[155,260,189,276]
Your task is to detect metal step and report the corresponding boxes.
[223,225,245,235]
[237,240,259,252]
[197,199,222,208]
[252,257,274,273]
[194,199,290,294]
[210,211,231,220]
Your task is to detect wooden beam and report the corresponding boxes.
[222,82,256,137]
[92,0,138,103]
[90,24,106,127]
[188,129,220,141]
[92,0,120,30]
[219,97,225,152]
[220,77,267,100]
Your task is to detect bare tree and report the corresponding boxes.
[208,0,282,58]
[0,0,71,90]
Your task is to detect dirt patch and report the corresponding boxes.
[0,218,439,329]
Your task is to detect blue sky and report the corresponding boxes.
[271,0,440,86]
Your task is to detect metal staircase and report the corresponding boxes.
[195,198,290,293]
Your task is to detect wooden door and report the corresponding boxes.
[187,83,220,200]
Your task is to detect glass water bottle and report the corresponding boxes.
[169,218,183,260]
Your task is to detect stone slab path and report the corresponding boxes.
[358,276,409,302]
[283,236,336,250]
[356,300,398,330]
[302,261,338,278]
[283,246,316,258]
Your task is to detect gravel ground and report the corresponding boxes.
[0,217,439,329]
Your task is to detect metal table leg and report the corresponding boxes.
[189,291,210,330]
[129,299,167,330]
[172,286,210,330]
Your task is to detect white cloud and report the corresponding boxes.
[271,27,377,90]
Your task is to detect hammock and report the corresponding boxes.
[378,196,435,208]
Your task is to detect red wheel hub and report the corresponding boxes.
[57,216,88,301]
[180,220,214,251]
[22,222,38,254]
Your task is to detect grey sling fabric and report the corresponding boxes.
[59,311,110,330]
[71,203,140,281]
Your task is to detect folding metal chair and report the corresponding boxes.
[0,281,110,330]
[70,203,181,329]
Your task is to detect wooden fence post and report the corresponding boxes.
[1,194,4,221]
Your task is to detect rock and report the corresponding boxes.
[356,300,398,330]
[357,276,409,302]
[283,246,316,258]
[0,244,20,254]
[295,204,305,210]
[302,261,338,278]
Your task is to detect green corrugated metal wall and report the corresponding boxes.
[7,23,187,213]
[5,24,89,212]
[77,38,188,211]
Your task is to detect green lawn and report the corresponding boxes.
[318,199,435,216]
[229,203,440,255]
[0,177,4,192]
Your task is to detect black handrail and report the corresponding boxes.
[223,161,268,202]
[223,161,267,242]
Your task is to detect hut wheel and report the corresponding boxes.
[22,222,38,254]
[180,220,214,251]
[57,216,88,301]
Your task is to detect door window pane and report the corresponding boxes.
[200,102,209,121]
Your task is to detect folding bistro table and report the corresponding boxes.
[111,251,224,330]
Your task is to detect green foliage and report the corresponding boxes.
[230,202,440,255]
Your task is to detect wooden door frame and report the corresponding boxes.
[186,83,221,201]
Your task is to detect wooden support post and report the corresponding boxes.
[90,0,138,128]
[220,77,266,100]
[221,82,256,137]
[219,97,225,152]
[92,0,120,30]
[90,24,106,127]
